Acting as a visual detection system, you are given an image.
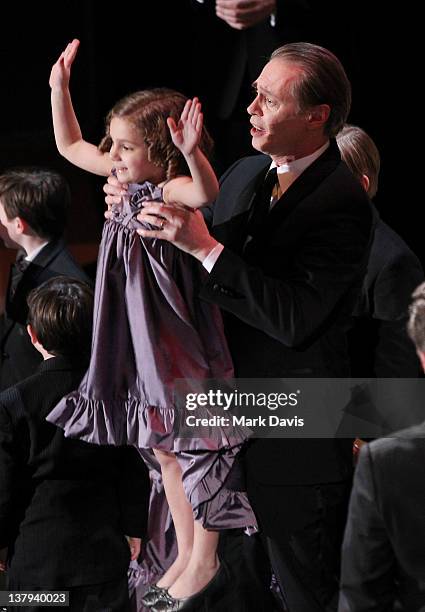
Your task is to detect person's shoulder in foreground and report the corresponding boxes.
[339,281,425,611]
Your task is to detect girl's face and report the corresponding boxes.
[109,117,165,184]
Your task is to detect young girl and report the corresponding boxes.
[47,40,257,610]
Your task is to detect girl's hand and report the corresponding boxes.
[49,39,80,90]
[167,98,203,157]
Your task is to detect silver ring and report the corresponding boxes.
[158,217,166,230]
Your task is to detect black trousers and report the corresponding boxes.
[218,530,283,612]
[251,481,352,612]
[7,574,130,612]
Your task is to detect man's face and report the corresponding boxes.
[0,200,20,249]
[247,58,311,162]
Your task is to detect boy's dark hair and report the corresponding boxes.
[0,168,70,240]
[27,277,93,360]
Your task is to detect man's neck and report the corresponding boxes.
[33,342,55,361]
[272,137,329,167]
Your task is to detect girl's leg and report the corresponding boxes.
[153,449,194,588]
[168,521,220,599]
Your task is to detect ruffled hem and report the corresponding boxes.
[194,487,257,533]
[47,392,252,452]
[48,394,258,533]
[139,446,258,532]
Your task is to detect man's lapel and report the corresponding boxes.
[265,140,341,231]
[212,142,341,253]
[212,159,270,251]
[27,239,64,282]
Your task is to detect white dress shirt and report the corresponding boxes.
[24,241,49,262]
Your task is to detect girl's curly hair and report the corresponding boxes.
[99,88,213,181]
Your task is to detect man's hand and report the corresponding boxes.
[136,202,218,262]
[0,547,7,572]
[125,536,141,561]
[215,0,276,30]
[353,438,366,464]
[103,174,128,219]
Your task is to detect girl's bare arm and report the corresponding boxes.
[50,39,112,176]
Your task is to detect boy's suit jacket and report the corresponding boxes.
[0,356,149,587]
[0,239,91,390]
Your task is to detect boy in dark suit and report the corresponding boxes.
[0,168,91,390]
[0,277,149,611]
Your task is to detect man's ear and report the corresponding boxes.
[306,104,330,130]
[361,174,370,194]
[26,324,38,346]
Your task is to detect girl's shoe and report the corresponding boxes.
[141,584,169,608]
[152,562,228,611]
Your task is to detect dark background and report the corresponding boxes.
[0,1,421,263]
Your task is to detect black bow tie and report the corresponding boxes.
[14,256,30,273]
[9,253,30,299]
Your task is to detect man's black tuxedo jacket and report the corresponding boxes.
[200,142,374,526]
[0,357,149,588]
[0,239,91,391]
[339,423,425,610]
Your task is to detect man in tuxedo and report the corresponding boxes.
[0,277,149,612]
[106,42,374,610]
[338,282,425,610]
[0,168,91,390]
[336,124,423,379]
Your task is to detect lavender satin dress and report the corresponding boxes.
[47,182,257,580]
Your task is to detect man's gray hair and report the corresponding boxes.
[271,42,351,137]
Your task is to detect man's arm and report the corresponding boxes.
[137,191,372,347]
[200,207,369,347]
[338,444,397,611]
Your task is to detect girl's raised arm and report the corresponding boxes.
[50,39,112,177]
[165,98,219,208]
